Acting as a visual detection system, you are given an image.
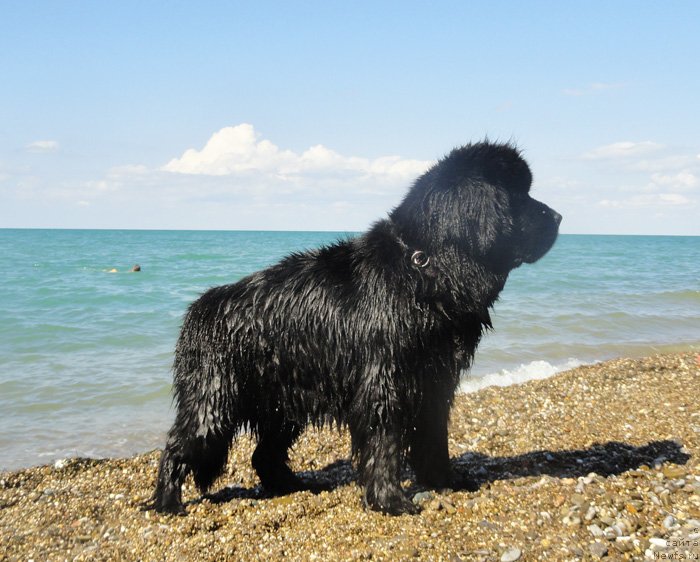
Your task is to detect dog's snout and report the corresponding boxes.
[552,210,562,226]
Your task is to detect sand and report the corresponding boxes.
[1,352,699,561]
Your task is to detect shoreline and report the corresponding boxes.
[1,352,699,560]
[7,343,700,474]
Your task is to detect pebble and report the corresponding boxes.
[614,536,633,553]
[662,465,686,479]
[584,506,597,520]
[500,547,521,562]
[662,515,677,529]
[440,498,457,514]
[589,541,608,558]
[412,491,434,504]
[583,473,597,484]
[603,526,621,539]
[571,493,586,506]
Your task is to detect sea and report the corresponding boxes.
[1,229,699,471]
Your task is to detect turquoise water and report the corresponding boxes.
[1,229,699,470]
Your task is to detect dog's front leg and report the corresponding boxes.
[409,396,452,488]
[351,422,418,515]
[408,385,479,493]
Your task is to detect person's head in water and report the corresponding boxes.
[131,264,141,272]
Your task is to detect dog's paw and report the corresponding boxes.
[158,501,187,516]
[141,495,187,516]
[262,473,306,496]
[365,490,420,516]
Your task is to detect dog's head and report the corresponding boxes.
[391,142,561,274]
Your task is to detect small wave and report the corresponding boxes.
[459,358,586,393]
[654,289,700,303]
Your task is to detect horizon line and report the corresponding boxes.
[1,227,698,237]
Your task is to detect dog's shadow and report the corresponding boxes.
[201,439,689,506]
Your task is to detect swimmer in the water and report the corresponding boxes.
[105,265,140,273]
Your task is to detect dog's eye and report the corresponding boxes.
[411,251,430,268]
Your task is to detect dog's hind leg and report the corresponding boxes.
[252,419,304,495]
[190,431,234,497]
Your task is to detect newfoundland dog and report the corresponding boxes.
[149,141,561,515]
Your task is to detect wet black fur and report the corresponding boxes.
[149,141,561,515]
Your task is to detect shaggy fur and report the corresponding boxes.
[149,141,561,515]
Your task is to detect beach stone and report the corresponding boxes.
[584,506,597,521]
[477,520,499,531]
[412,491,434,504]
[662,515,677,529]
[662,465,686,479]
[440,498,457,514]
[425,498,443,511]
[589,541,608,558]
[571,493,586,506]
[583,473,597,484]
[500,547,521,562]
[603,526,620,540]
[613,536,633,553]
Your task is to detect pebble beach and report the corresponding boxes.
[1,352,699,561]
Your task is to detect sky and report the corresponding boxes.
[1,1,699,234]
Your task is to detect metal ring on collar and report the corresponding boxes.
[411,250,430,268]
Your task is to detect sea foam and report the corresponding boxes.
[459,358,586,394]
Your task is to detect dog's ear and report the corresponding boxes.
[465,186,511,255]
[461,184,511,255]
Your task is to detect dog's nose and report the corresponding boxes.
[552,211,562,226]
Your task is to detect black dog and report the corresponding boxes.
[150,141,561,515]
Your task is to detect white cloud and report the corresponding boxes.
[162,123,432,185]
[628,154,697,173]
[26,140,60,153]
[582,141,663,160]
[649,171,698,191]
[586,141,699,213]
[599,193,692,209]
[16,124,435,230]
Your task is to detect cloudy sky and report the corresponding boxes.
[2,1,699,234]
